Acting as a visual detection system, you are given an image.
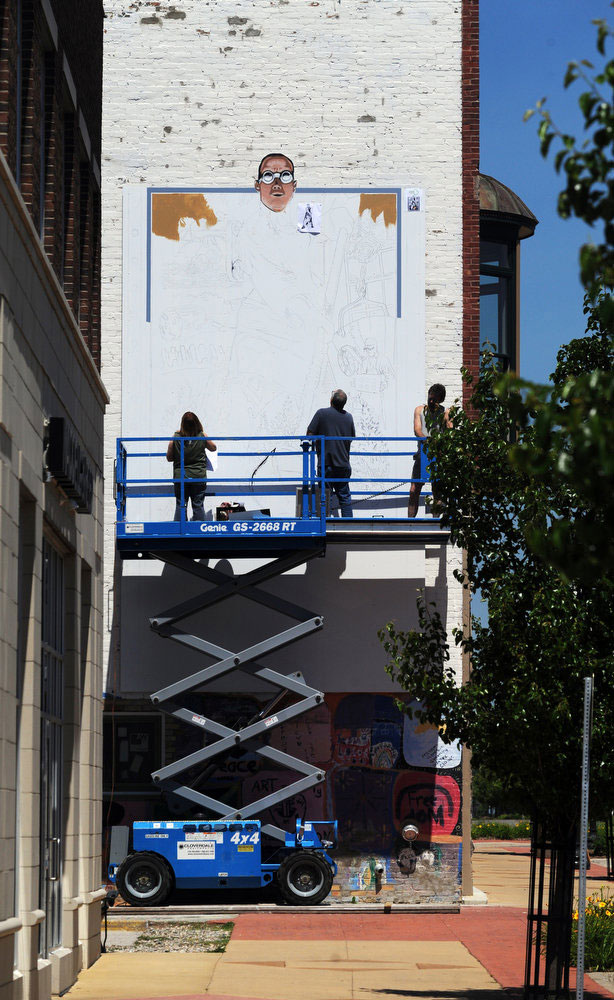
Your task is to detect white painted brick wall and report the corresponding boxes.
[102,0,465,686]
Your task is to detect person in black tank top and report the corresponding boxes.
[407,384,451,518]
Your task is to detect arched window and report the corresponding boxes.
[479,175,537,373]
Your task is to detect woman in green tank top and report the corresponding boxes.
[166,411,216,521]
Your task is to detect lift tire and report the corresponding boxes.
[277,851,333,905]
[116,852,173,907]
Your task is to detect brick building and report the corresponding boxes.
[101,0,535,906]
[0,1,106,997]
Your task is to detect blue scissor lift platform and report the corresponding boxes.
[110,435,448,905]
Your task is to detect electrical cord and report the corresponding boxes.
[250,447,276,492]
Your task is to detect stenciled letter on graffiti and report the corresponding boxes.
[393,772,461,839]
[254,152,297,213]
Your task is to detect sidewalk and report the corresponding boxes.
[472,840,613,908]
[65,843,614,1000]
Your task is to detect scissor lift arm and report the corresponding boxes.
[147,546,328,843]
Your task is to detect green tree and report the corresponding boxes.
[524,13,614,316]
[381,14,614,996]
[381,357,614,995]
[514,12,614,580]
[381,354,614,824]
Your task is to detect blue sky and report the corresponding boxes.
[480,0,610,384]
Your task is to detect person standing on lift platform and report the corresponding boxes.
[307,389,356,519]
[407,384,452,518]
[167,411,216,521]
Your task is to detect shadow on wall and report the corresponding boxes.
[118,544,439,695]
[106,542,459,897]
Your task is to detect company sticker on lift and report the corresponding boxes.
[184,832,223,843]
[237,845,254,852]
[177,841,215,859]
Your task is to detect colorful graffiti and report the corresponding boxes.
[332,694,403,770]
[393,770,461,839]
[106,691,462,898]
[402,706,461,769]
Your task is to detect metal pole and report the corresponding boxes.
[576,675,594,1000]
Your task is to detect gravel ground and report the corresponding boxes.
[106,921,233,953]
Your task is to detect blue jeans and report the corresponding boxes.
[174,482,206,521]
[325,465,353,518]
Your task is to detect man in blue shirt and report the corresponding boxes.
[307,389,356,518]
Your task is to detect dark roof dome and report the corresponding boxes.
[479,173,538,240]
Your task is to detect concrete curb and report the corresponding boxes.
[462,887,489,906]
[107,902,461,918]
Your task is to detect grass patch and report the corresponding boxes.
[472,820,531,840]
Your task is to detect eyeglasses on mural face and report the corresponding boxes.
[258,169,294,185]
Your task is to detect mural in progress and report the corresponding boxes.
[116,158,443,901]
[122,155,426,509]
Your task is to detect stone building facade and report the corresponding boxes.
[0,1,106,997]
[101,0,480,903]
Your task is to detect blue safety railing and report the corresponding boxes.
[115,435,436,541]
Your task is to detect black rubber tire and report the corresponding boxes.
[116,852,173,907]
[277,851,333,905]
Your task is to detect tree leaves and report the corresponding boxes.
[380,338,614,830]
[526,15,614,300]
[381,10,614,835]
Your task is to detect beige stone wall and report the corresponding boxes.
[0,149,107,1000]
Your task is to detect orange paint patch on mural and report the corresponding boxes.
[152,192,217,241]
[415,720,448,736]
[358,192,397,227]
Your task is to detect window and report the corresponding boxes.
[15,0,23,186]
[15,492,36,965]
[60,109,75,287]
[103,714,163,795]
[39,50,54,238]
[78,158,90,325]
[39,537,64,957]
[479,231,517,372]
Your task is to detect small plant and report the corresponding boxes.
[471,820,531,840]
[592,822,608,857]
[571,890,614,972]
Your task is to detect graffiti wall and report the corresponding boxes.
[105,692,462,903]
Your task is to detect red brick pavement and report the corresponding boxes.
[232,910,614,996]
[232,912,457,941]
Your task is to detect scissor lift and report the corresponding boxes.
[146,546,329,839]
[108,542,340,905]
[110,435,449,905]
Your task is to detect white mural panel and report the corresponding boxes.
[122,182,425,518]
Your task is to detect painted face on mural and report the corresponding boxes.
[255,153,297,213]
